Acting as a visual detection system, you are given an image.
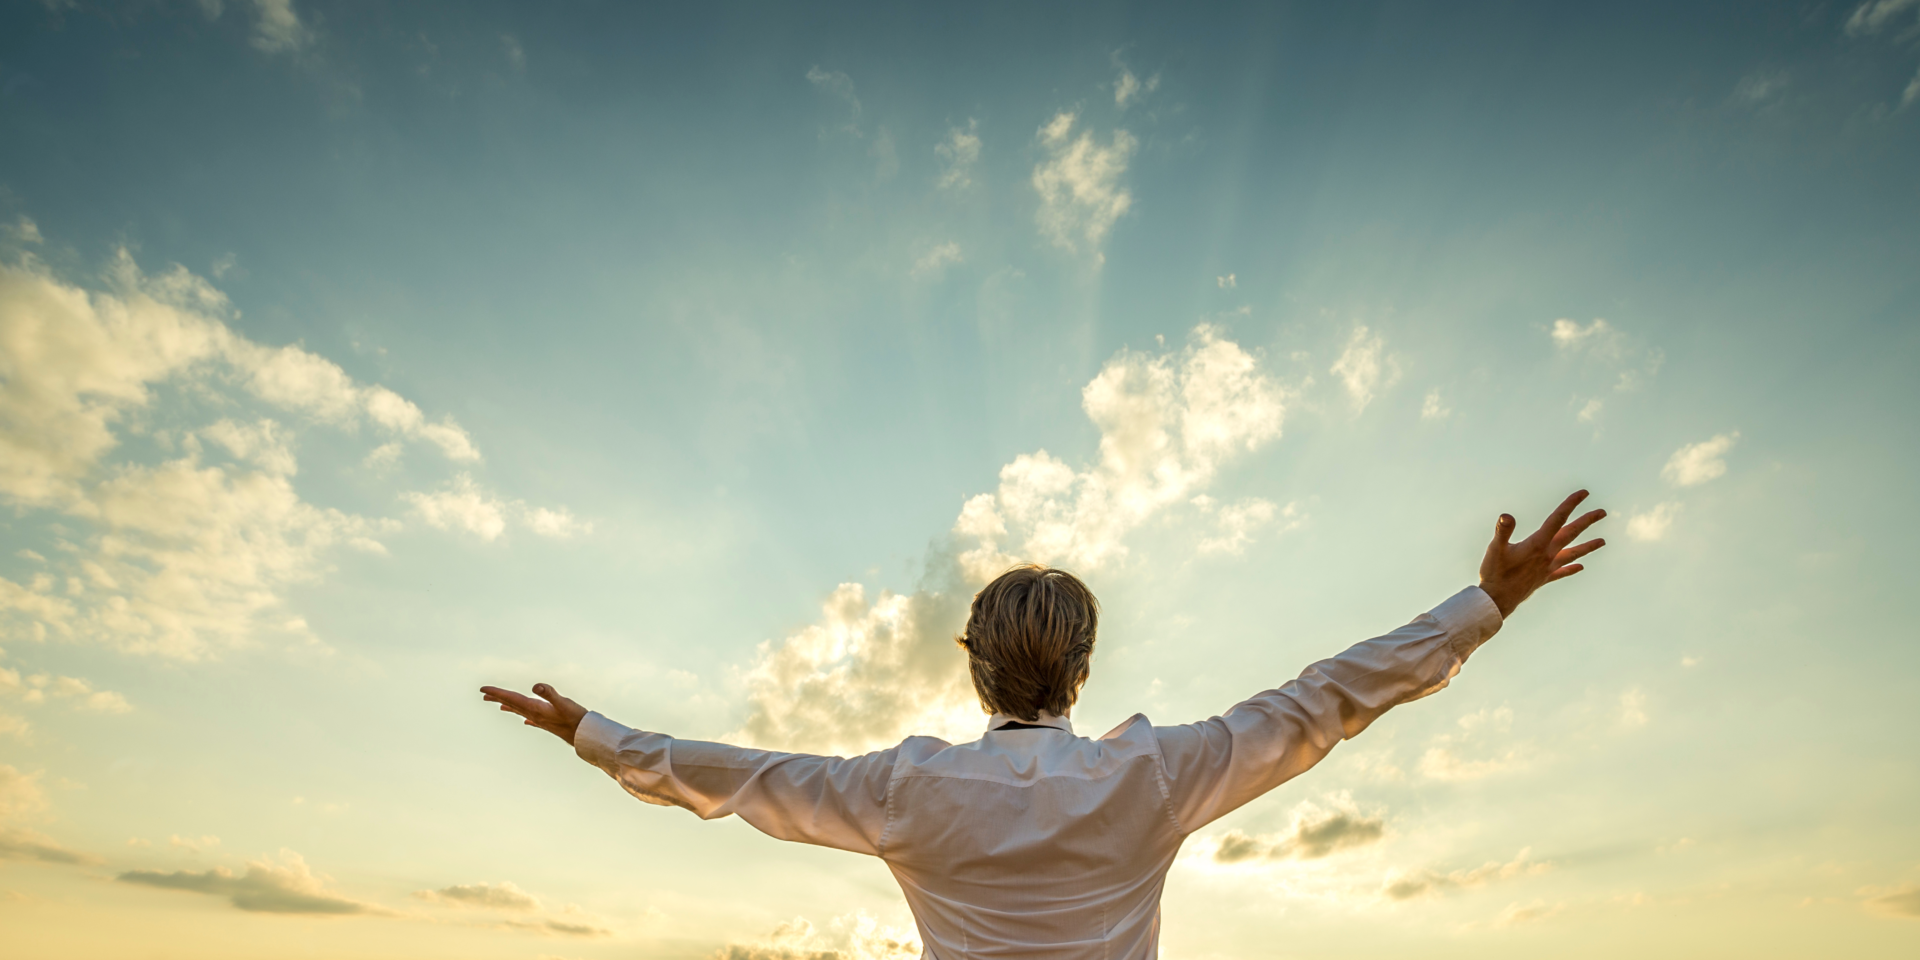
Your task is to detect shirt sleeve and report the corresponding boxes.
[572,714,896,856]
[1153,585,1503,833]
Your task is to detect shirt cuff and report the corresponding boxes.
[1432,585,1504,659]
[574,711,630,771]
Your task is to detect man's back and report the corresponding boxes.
[885,719,1180,958]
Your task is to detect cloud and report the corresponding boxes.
[1734,71,1790,105]
[1662,432,1739,487]
[1494,899,1565,927]
[0,245,505,656]
[0,764,100,865]
[1114,64,1160,109]
[1866,884,1920,918]
[1032,112,1137,258]
[4,216,41,245]
[1217,273,1236,289]
[501,33,525,72]
[1330,326,1395,412]
[1903,65,1920,108]
[805,67,861,134]
[1382,848,1551,901]
[1618,688,1648,729]
[1625,502,1680,542]
[1418,707,1533,781]
[935,120,980,190]
[405,475,592,541]
[0,667,133,713]
[718,911,921,960]
[1845,0,1920,36]
[1421,388,1451,421]
[1549,318,1663,398]
[735,326,1287,753]
[1550,318,1623,356]
[417,880,540,911]
[912,242,963,279]
[1209,794,1387,864]
[118,849,375,914]
[1193,496,1301,556]
[248,0,311,54]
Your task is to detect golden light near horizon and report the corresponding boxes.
[2,2,1918,959]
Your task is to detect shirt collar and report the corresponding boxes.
[987,710,1075,735]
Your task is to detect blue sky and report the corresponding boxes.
[1,2,1918,958]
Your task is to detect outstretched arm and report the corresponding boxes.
[1156,490,1606,832]
[479,684,896,856]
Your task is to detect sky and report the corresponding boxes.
[1,1,1917,957]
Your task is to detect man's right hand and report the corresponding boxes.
[1478,490,1607,618]
[481,683,589,746]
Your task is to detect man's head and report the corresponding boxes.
[956,565,1100,721]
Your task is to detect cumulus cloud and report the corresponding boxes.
[1208,794,1387,864]
[1550,318,1623,357]
[735,326,1288,753]
[717,911,921,960]
[1549,318,1663,401]
[1844,0,1920,36]
[935,120,980,190]
[118,849,375,914]
[1661,433,1739,487]
[1420,388,1451,421]
[1382,848,1551,901]
[912,242,963,279]
[1330,326,1395,412]
[0,242,576,656]
[1032,112,1137,258]
[1626,502,1681,542]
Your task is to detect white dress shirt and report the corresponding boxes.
[574,586,1504,959]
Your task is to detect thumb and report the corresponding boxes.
[534,683,583,715]
[1492,514,1514,547]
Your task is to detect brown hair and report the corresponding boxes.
[956,564,1100,721]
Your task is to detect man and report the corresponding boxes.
[483,490,1606,959]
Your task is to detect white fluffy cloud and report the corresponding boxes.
[733,326,1288,753]
[1114,65,1160,109]
[248,0,311,53]
[1626,501,1681,542]
[0,666,132,717]
[935,120,980,190]
[1661,432,1739,487]
[1032,112,1137,258]
[1420,388,1451,421]
[0,244,567,658]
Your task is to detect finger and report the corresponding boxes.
[1483,513,1516,567]
[1533,488,1589,538]
[1545,563,1584,582]
[484,688,549,716]
[1554,538,1606,566]
[1550,509,1608,549]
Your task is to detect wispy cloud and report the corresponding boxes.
[1032,112,1137,259]
[935,120,980,189]
[1418,707,1535,781]
[0,764,101,866]
[806,67,861,134]
[911,242,963,279]
[1382,848,1551,900]
[1661,433,1739,487]
[0,667,132,715]
[1205,794,1386,864]
[1330,326,1396,412]
[1114,62,1160,110]
[248,0,311,54]
[415,880,612,937]
[734,326,1288,753]
[118,849,377,915]
[405,475,591,541]
[1844,0,1920,36]
[1420,388,1451,421]
[1865,884,1920,918]
[1192,496,1301,556]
